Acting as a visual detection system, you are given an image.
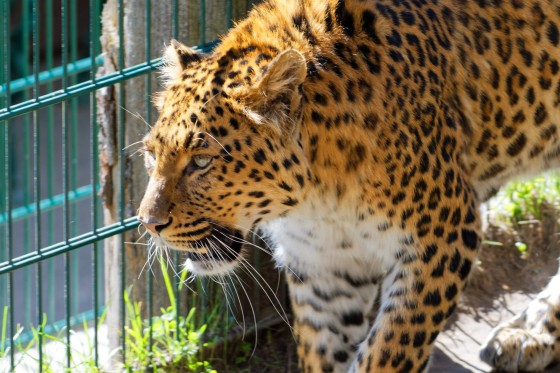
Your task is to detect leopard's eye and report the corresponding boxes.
[193,155,212,168]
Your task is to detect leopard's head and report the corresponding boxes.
[138,40,309,275]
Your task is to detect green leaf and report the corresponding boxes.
[515,241,528,253]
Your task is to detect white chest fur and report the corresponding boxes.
[262,195,407,279]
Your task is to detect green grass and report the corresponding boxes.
[489,173,560,222]
[486,172,560,253]
[0,258,218,372]
[122,260,217,373]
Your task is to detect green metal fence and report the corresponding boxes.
[0,0,279,371]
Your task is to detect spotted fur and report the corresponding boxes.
[138,0,560,371]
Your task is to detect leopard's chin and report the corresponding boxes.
[183,227,245,276]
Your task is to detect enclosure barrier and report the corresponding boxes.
[0,0,280,371]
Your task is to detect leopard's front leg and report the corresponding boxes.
[349,209,481,372]
[286,267,381,373]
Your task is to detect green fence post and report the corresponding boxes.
[22,0,32,330]
[31,0,44,369]
[0,0,6,344]
[90,0,101,366]
[1,0,15,369]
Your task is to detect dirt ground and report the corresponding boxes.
[213,210,560,372]
[432,241,560,372]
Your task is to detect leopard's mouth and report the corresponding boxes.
[183,225,245,275]
[186,226,244,262]
[149,219,245,275]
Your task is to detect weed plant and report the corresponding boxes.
[122,260,217,373]
[0,259,218,372]
[486,172,560,253]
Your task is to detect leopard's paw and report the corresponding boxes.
[480,324,555,372]
[480,283,560,372]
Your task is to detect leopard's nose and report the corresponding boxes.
[138,216,173,234]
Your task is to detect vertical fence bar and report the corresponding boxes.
[5,140,14,372]
[226,0,233,29]
[0,0,7,332]
[118,0,127,364]
[64,121,71,371]
[32,0,43,369]
[198,277,207,336]
[70,0,80,318]
[90,0,100,367]
[145,0,154,365]
[0,0,9,114]
[173,0,179,39]
[2,0,14,368]
[45,0,56,321]
[22,0,33,328]
[172,0,181,342]
[174,250,180,340]
[61,0,73,368]
[200,0,206,45]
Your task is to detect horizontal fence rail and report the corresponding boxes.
[0,42,217,122]
[0,56,104,97]
[0,184,94,224]
[0,217,139,275]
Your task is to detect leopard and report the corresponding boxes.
[137,0,560,371]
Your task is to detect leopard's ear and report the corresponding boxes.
[242,49,307,133]
[161,39,204,85]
